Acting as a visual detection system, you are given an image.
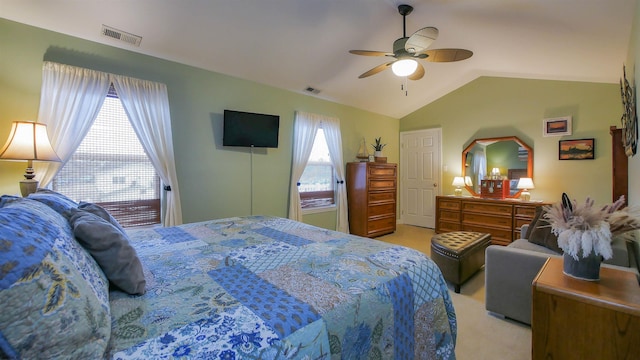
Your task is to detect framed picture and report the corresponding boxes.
[543,116,572,137]
[559,138,595,160]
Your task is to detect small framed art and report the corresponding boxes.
[543,116,572,137]
[559,138,595,160]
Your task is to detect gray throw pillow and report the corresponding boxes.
[525,206,562,254]
[78,201,127,234]
[68,208,146,295]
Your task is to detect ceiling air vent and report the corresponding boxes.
[101,25,142,47]
[304,86,321,95]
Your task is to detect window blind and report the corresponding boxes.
[53,86,160,227]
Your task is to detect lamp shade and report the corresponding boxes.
[452,176,465,187]
[391,58,418,77]
[0,121,60,162]
[517,177,534,190]
[464,176,473,186]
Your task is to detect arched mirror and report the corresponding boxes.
[461,136,533,198]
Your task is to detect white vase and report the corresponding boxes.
[374,150,382,157]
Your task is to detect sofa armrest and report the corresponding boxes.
[485,245,555,325]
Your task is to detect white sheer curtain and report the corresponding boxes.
[36,61,182,226]
[473,148,487,191]
[112,75,182,226]
[36,62,110,185]
[321,117,349,233]
[288,112,320,222]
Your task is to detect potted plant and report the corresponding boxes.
[371,137,387,157]
[544,193,640,280]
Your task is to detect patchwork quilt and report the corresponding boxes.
[107,216,457,359]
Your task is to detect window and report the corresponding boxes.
[299,128,335,209]
[52,85,161,227]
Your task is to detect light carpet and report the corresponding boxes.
[450,291,531,359]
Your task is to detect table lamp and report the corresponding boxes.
[0,121,61,196]
[452,176,465,196]
[517,177,534,201]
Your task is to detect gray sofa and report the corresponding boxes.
[485,224,640,325]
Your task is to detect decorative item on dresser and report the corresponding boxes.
[516,177,534,201]
[480,179,510,199]
[451,176,465,196]
[436,195,548,246]
[346,162,397,238]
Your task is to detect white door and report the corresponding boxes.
[400,128,441,228]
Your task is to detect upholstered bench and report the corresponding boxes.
[431,231,491,293]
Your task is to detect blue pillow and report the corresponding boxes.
[27,188,78,214]
[0,195,21,208]
[0,197,110,358]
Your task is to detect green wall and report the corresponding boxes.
[400,77,621,205]
[0,19,399,229]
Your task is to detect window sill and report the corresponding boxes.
[301,204,336,215]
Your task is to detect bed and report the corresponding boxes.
[0,191,457,359]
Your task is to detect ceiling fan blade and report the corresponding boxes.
[358,61,394,78]
[405,27,439,54]
[349,50,394,57]
[408,62,425,81]
[423,48,473,62]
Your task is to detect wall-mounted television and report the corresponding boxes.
[223,110,280,148]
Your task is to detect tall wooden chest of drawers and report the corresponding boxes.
[436,196,547,246]
[346,162,397,238]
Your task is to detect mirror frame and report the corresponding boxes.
[461,136,533,198]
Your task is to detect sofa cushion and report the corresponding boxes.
[508,238,562,256]
[0,197,110,359]
[525,206,562,254]
[68,208,146,295]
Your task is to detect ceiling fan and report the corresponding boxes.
[349,4,473,80]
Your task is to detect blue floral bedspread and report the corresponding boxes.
[107,216,457,359]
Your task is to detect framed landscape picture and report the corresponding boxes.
[559,138,595,160]
[543,116,572,137]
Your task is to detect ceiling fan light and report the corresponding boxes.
[391,59,418,77]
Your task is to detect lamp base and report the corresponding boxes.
[521,190,531,202]
[20,179,38,197]
[454,188,462,196]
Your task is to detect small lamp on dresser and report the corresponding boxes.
[0,121,61,197]
[517,177,535,201]
[452,176,465,196]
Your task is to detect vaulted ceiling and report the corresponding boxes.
[1,0,636,118]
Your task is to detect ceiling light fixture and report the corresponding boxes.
[391,58,418,77]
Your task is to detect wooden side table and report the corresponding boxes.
[532,257,640,360]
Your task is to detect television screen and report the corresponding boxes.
[223,110,280,148]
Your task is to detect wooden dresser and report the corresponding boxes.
[435,196,547,245]
[346,162,397,238]
[532,258,640,359]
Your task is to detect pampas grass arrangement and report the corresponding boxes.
[544,194,640,261]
